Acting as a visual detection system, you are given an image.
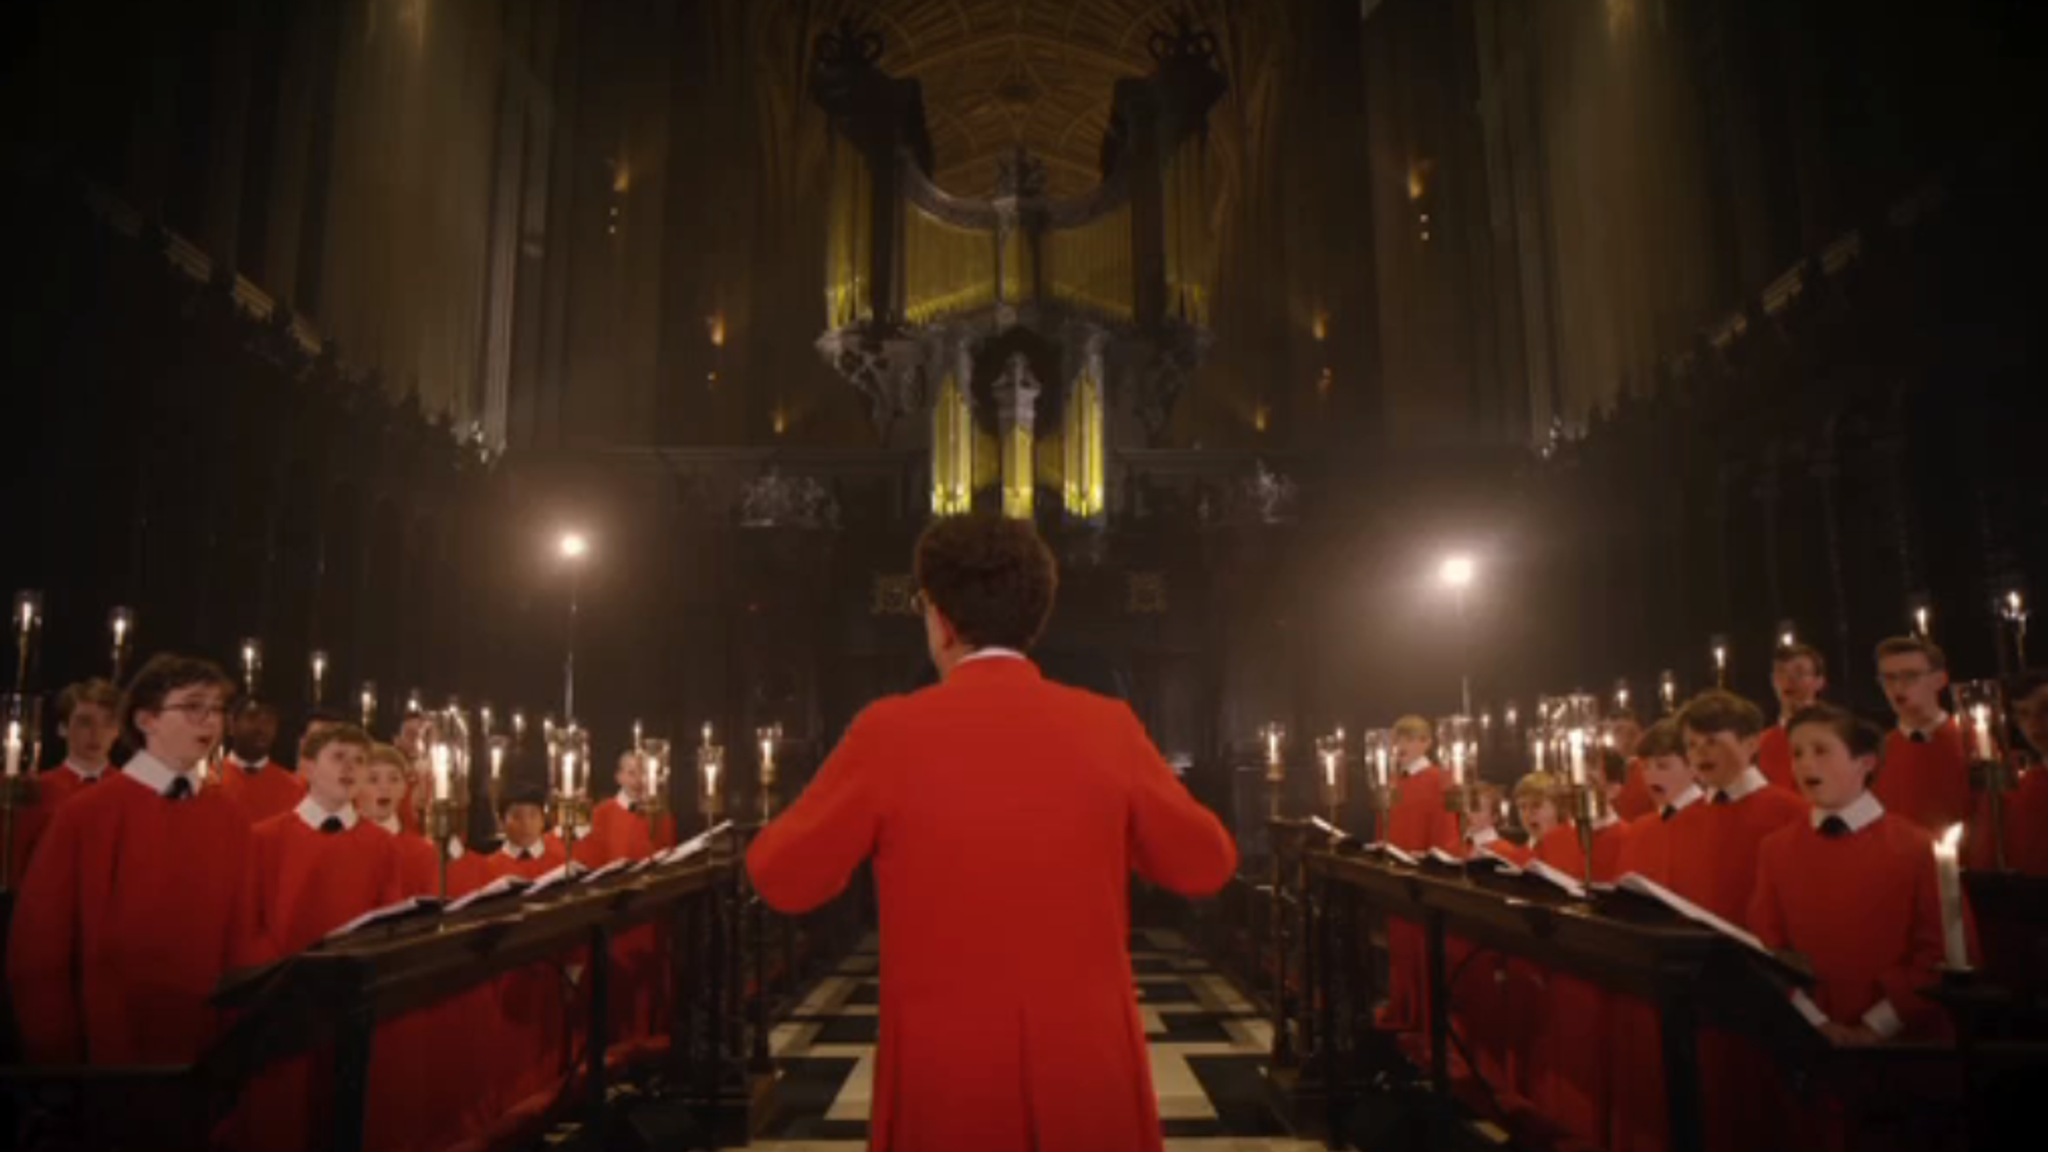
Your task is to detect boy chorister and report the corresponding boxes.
[495,789,568,879]
[1614,720,1702,883]
[1872,636,1973,835]
[1461,781,1521,862]
[244,724,400,960]
[1664,690,1809,924]
[8,655,254,1065]
[1750,704,1957,1147]
[217,698,306,825]
[357,744,438,894]
[10,678,120,883]
[1758,644,1828,794]
[237,723,403,1152]
[1664,690,1808,1152]
[574,749,674,867]
[1606,711,1656,821]
[1984,671,2048,876]
[1377,714,1462,1033]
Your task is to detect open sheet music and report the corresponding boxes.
[1610,872,1772,957]
[444,873,530,913]
[323,896,443,941]
[658,819,733,865]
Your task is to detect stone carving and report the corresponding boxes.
[814,328,925,439]
[738,469,840,530]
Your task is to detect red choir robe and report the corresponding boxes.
[9,762,106,887]
[1875,717,1972,836]
[235,804,404,1152]
[1526,820,1630,1145]
[218,756,307,826]
[572,796,674,1061]
[1379,761,1463,1033]
[1608,794,1704,1152]
[1756,724,1798,795]
[1663,770,1809,1152]
[7,759,256,1065]
[1750,797,1959,1148]
[1613,757,1657,821]
[747,655,1238,1152]
[489,836,577,1115]
[1449,829,1529,1093]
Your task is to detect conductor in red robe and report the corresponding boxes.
[8,654,255,1065]
[747,514,1238,1152]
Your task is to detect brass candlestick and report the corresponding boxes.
[640,738,672,843]
[426,799,458,898]
[549,722,591,861]
[697,723,725,821]
[1956,681,2014,871]
[1315,731,1347,827]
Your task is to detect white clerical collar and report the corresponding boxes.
[295,796,359,831]
[1400,756,1432,778]
[1713,766,1770,804]
[374,814,403,836]
[1465,826,1499,847]
[64,760,109,781]
[957,647,1027,667]
[228,752,268,772]
[1812,791,1884,834]
[1663,784,1704,816]
[122,749,205,797]
[501,841,543,861]
[1897,712,1951,740]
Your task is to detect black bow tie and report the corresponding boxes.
[1818,816,1850,839]
[1909,731,1929,744]
[1712,791,1733,805]
[319,817,345,834]
[165,777,195,801]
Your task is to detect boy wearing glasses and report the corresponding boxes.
[1758,644,1828,794]
[1872,636,1971,834]
[6,654,255,1064]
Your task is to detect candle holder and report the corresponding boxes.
[696,723,726,820]
[108,606,134,684]
[1436,715,1477,838]
[1613,679,1631,714]
[549,723,591,858]
[641,737,672,832]
[2,693,45,892]
[1954,680,2015,871]
[1315,731,1347,826]
[485,734,511,836]
[1998,590,2029,669]
[757,724,783,820]
[1258,722,1287,784]
[1360,729,1394,841]
[12,591,42,692]
[423,707,472,897]
[358,680,378,730]
[1565,780,1609,890]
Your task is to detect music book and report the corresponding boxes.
[1309,816,1348,842]
[525,862,587,895]
[1610,872,1771,957]
[658,820,733,865]
[324,896,444,941]
[1522,858,1587,899]
[444,874,531,913]
[1424,847,1466,867]
[578,858,635,884]
[1378,843,1419,866]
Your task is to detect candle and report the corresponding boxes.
[1567,729,1587,787]
[489,742,505,782]
[1967,705,1993,762]
[632,719,643,750]
[431,744,451,802]
[110,607,131,647]
[705,751,720,797]
[1933,824,1970,969]
[309,651,327,700]
[480,705,493,735]
[1914,606,1931,637]
[1322,749,1338,788]
[1530,733,1547,775]
[1448,739,1466,787]
[1373,744,1390,788]
[4,720,20,778]
[1265,731,1280,766]
[561,750,579,796]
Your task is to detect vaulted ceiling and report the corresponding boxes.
[837,0,1283,199]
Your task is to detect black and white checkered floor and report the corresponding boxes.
[745,928,1322,1151]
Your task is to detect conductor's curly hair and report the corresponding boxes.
[914,514,1058,652]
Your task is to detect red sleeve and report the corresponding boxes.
[747,703,889,913]
[1748,837,1790,952]
[6,804,84,1062]
[1881,834,1950,1035]
[1121,704,1237,896]
[242,824,285,966]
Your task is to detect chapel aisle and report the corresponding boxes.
[740,927,1325,1152]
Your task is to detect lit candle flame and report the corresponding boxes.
[3,720,21,779]
[1932,823,1970,969]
